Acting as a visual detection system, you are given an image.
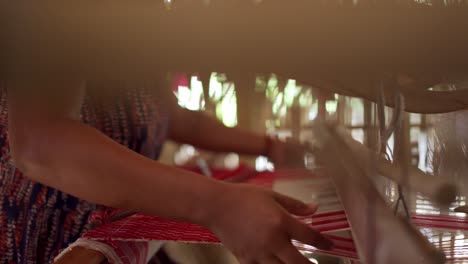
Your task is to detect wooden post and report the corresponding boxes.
[291,100,301,140]
[363,100,373,147]
[231,73,256,130]
[317,89,327,122]
[337,95,346,126]
[199,71,215,115]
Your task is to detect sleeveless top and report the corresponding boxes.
[0,85,170,264]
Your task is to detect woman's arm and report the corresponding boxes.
[165,85,268,156]
[8,81,221,223]
[167,93,306,166]
[8,81,331,264]
[169,104,269,156]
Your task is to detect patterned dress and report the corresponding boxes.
[0,84,170,264]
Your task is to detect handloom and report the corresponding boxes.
[10,0,466,263]
[54,166,468,264]
[55,71,468,264]
[54,116,467,263]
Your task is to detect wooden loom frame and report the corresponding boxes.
[7,1,466,262]
[311,123,447,264]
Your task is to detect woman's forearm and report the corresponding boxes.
[12,118,224,224]
[169,108,268,156]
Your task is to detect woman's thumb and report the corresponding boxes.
[273,192,318,216]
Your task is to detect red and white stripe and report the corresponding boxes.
[80,210,468,264]
[82,213,357,263]
[75,170,468,264]
[298,210,349,233]
[413,214,468,231]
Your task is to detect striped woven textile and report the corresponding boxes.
[56,170,468,264]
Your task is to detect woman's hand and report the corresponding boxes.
[267,138,309,169]
[203,183,333,264]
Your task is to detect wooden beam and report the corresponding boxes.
[3,2,468,77]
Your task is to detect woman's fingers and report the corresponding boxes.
[273,192,318,216]
[259,256,284,264]
[212,185,331,264]
[276,242,314,264]
[287,218,333,250]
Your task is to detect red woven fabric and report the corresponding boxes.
[82,211,468,262]
[181,164,257,182]
[85,215,218,243]
[82,213,357,262]
[84,211,351,242]
[78,169,468,264]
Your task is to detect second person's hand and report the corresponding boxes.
[267,137,309,169]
